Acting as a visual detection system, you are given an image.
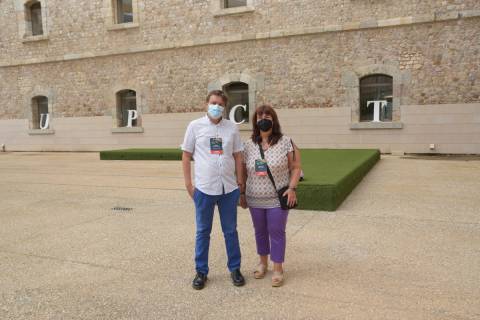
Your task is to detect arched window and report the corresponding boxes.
[359,74,393,122]
[115,0,133,24]
[116,89,137,127]
[224,0,246,8]
[224,82,249,124]
[31,96,49,129]
[25,1,43,36]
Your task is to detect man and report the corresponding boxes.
[181,90,246,290]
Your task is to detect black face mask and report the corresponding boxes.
[257,119,273,132]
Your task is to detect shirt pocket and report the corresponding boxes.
[195,127,212,150]
[221,131,234,155]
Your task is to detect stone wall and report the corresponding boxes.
[0,17,479,120]
[1,0,479,66]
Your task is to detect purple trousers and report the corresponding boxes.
[249,207,289,263]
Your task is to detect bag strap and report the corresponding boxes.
[290,139,296,161]
[258,143,278,192]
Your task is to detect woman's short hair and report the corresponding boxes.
[251,104,283,146]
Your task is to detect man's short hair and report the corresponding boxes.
[206,90,228,105]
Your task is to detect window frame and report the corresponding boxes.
[208,72,264,130]
[342,64,408,130]
[27,92,55,135]
[29,2,44,36]
[106,0,139,30]
[31,96,49,129]
[223,0,247,9]
[19,0,49,42]
[116,89,138,128]
[212,0,254,17]
[223,82,250,124]
[359,74,393,122]
[114,0,134,24]
[110,86,145,134]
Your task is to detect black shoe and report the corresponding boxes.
[192,272,207,290]
[230,269,245,287]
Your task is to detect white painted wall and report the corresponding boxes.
[1,103,479,154]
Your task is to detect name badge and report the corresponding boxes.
[255,159,268,176]
[210,137,223,154]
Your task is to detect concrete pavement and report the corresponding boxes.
[0,152,479,319]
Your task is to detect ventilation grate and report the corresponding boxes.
[111,207,133,212]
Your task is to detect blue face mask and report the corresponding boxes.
[207,104,224,120]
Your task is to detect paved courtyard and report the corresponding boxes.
[0,152,479,320]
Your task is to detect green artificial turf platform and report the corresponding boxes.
[100,148,380,211]
[100,148,183,161]
[296,149,380,211]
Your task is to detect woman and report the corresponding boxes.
[240,104,302,287]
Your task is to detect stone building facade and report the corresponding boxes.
[0,0,479,153]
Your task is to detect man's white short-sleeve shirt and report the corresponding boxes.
[182,115,243,196]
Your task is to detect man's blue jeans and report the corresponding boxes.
[193,188,241,275]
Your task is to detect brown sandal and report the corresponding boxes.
[253,264,268,279]
[271,271,284,287]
